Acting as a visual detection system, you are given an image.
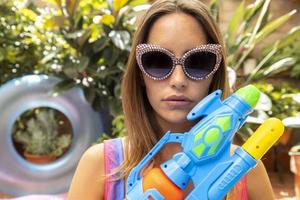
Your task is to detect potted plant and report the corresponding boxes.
[12,108,72,164]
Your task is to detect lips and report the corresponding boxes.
[162,95,193,109]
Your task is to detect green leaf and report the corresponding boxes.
[92,37,110,54]
[83,87,96,105]
[114,83,121,98]
[41,52,57,64]
[95,67,120,79]
[113,0,129,12]
[277,26,300,50]
[291,63,300,78]
[246,42,279,83]
[244,0,264,23]
[129,0,148,6]
[209,0,219,22]
[255,10,297,43]
[0,48,4,62]
[226,0,245,47]
[20,8,37,22]
[109,30,130,50]
[247,0,271,45]
[262,57,296,77]
[51,79,77,96]
[43,16,65,30]
[101,14,115,26]
[77,56,90,72]
[63,61,78,78]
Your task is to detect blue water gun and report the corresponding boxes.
[126,85,284,200]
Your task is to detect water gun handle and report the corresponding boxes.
[126,132,184,199]
[143,167,184,200]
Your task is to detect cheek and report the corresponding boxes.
[192,78,213,101]
[143,76,162,106]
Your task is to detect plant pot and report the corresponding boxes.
[289,145,300,199]
[278,127,293,145]
[24,152,57,164]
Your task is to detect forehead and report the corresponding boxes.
[146,12,208,55]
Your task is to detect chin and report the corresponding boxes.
[164,111,188,121]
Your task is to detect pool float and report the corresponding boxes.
[0,75,103,196]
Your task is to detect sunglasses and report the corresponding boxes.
[136,43,222,81]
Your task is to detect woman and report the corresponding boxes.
[68,0,274,199]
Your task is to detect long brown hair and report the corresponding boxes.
[119,0,229,179]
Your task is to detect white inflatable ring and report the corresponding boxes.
[0,75,103,196]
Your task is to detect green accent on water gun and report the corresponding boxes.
[235,85,261,108]
[192,143,206,157]
[215,116,231,132]
[208,142,221,155]
[194,126,208,142]
[204,128,220,145]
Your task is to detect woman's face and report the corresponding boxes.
[143,12,214,133]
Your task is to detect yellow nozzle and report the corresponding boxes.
[242,118,285,160]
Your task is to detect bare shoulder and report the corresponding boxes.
[68,143,105,200]
[247,160,275,199]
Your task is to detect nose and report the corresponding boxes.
[169,64,188,90]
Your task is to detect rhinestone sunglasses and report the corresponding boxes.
[136,43,222,81]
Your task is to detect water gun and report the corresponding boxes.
[125,85,284,200]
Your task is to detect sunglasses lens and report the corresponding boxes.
[141,51,173,78]
[184,51,217,79]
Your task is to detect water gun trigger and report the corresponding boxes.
[187,90,223,121]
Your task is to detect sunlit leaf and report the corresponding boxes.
[244,0,264,23]
[277,26,300,50]
[89,24,102,43]
[41,52,56,64]
[247,0,270,45]
[43,16,65,30]
[246,42,278,83]
[129,0,148,6]
[113,0,129,12]
[262,57,296,76]
[255,10,297,43]
[227,0,245,47]
[101,14,115,26]
[20,8,37,21]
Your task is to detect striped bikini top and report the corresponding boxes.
[103,138,248,200]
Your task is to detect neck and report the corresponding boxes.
[151,113,197,165]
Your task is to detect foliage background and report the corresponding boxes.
[0,0,299,142]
